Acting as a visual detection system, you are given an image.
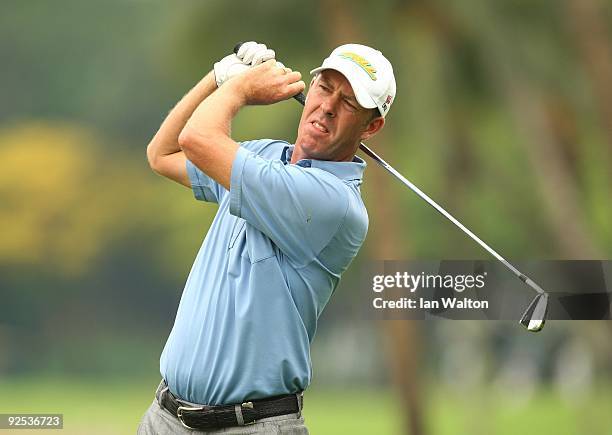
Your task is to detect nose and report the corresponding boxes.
[319,96,338,118]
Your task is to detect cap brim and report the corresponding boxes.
[310,65,378,111]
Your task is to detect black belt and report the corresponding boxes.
[156,380,303,430]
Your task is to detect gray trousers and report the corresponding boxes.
[137,382,309,435]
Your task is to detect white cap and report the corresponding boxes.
[310,44,396,118]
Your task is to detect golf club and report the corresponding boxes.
[233,42,549,332]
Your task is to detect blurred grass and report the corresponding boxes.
[0,376,611,434]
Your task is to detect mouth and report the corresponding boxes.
[310,120,329,134]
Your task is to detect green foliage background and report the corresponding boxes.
[1,1,611,434]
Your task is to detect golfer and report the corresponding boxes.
[139,41,396,434]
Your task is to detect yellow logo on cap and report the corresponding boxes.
[338,52,377,81]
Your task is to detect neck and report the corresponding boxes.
[289,146,307,164]
[290,141,359,164]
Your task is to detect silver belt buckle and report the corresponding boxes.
[176,405,205,430]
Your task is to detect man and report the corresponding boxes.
[140,41,396,434]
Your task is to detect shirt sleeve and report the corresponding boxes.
[186,140,275,204]
[186,158,227,204]
[229,147,350,266]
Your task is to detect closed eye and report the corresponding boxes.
[344,99,358,111]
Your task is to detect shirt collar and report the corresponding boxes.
[280,145,366,182]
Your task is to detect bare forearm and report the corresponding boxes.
[146,71,217,165]
[178,81,245,189]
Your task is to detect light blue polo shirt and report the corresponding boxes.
[159,139,368,405]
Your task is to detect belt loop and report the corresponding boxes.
[296,392,303,418]
[156,379,169,407]
[234,404,245,426]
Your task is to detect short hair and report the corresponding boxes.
[367,108,381,122]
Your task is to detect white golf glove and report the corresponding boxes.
[214,41,277,87]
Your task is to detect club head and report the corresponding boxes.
[520,293,549,332]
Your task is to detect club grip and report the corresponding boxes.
[293,92,306,105]
[232,42,306,106]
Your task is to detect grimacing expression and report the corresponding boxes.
[293,69,384,163]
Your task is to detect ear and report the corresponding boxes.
[360,116,385,142]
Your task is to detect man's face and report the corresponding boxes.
[294,70,383,163]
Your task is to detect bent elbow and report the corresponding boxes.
[146,143,161,173]
[179,127,222,154]
[178,127,197,152]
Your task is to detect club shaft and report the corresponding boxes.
[359,143,545,295]
[290,89,545,296]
